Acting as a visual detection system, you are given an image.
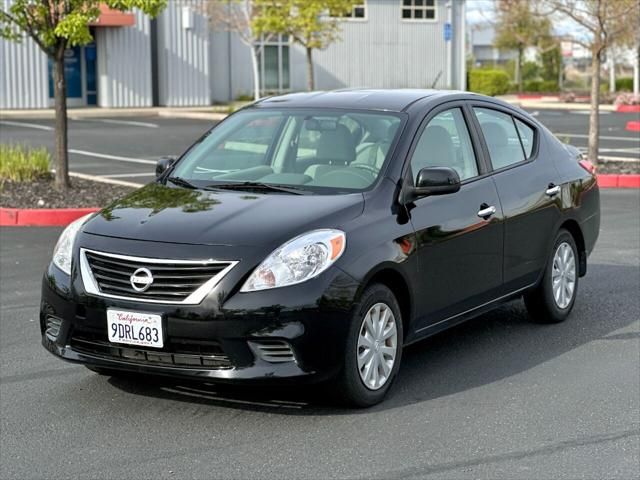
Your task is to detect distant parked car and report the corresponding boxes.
[41,90,600,406]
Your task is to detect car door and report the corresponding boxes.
[406,104,504,333]
[470,104,562,292]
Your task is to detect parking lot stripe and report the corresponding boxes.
[554,133,640,142]
[69,149,156,165]
[101,172,156,178]
[0,120,53,131]
[76,119,160,128]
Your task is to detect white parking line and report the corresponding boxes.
[69,149,156,165]
[74,118,159,128]
[101,172,156,178]
[571,110,611,115]
[0,120,53,131]
[554,133,640,142]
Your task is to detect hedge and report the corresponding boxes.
[616,78,633,92]
[523,80,560,93]
[468,70,511,96]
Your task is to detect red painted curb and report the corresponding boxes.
[517,94,544,99]
[626,120,640,132]
[597,174,640,189]
[617,104,640,113]
[0,207,99,226]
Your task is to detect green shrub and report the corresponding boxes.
[468,69,511,96]
[524,80,543,92]
[616,77,633,92]
[540,80,559,92]
[235,93,255,102]
[0,144,50,182]
[522,61,541,82]
[523,80,559,92]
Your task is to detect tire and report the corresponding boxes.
[525,229,579,323]
[335,283,403,407]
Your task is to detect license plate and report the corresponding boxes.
[107,309,163,348]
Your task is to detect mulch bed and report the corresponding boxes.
[0,176,135,209]
[598,160,640,175]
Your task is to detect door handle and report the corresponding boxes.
[477,204,496,219]
[546,184,561,197]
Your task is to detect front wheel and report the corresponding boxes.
[335,284,403,407]
[525,229,579,323]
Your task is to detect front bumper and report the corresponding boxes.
[40,257,361,383]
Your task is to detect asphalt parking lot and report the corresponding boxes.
[0,108,638,186]
[0,189,638,479]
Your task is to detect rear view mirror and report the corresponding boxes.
[402,166,460,203]
[156,156,177,177]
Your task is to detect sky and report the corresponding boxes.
[465,0,588,38]
[466,0,496,25]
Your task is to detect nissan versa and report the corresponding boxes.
[41,90,600,407]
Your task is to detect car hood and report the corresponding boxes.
[82,183,365,247]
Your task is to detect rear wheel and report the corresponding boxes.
[335,284,403,407]
[525,229,579,323]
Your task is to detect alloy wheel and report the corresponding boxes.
[552,242,576,309]
[356,302,398,390]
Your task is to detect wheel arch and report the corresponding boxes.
[559,219,587,277]
[360,266,413,341]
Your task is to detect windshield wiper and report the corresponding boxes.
[204,182,310,195]
[166,177,198,189]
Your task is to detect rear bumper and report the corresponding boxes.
[40,261,361,384]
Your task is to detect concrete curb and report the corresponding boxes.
[0,106,224,120]
[617,105,640,113]
[0,207,98,226]
[157,111,228,121]
[597,174,640,188]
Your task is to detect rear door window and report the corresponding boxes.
[514,118,535,158]
[473,108,527,170]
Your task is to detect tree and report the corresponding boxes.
[543,0,640,164]
[494,0,552,92]
[206,0,269,101]
[252,0,354,91]
[539,41,562,84]
[0,0,167,190]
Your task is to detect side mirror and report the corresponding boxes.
[156,156,177,177]
[401,166,460,203]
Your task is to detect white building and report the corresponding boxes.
[1,0,467,109]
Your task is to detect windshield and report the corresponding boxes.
[169,108,404,194]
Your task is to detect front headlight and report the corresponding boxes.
[52,214,93,275]
[240,229,346,292]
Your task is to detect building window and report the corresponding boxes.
[401,0,437,20]
[257,35,290,94]
[332,1,367,19]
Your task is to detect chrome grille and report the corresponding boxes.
[45,316,63,341]
[80,249,237,304]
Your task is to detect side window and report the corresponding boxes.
[411,108,479,181]
[473,108,526,170]
[514,118,535,158]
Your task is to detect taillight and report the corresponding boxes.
[579,159,597,174]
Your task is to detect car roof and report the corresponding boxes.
[255,89,476,112]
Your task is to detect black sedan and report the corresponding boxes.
[41,90,600,406]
